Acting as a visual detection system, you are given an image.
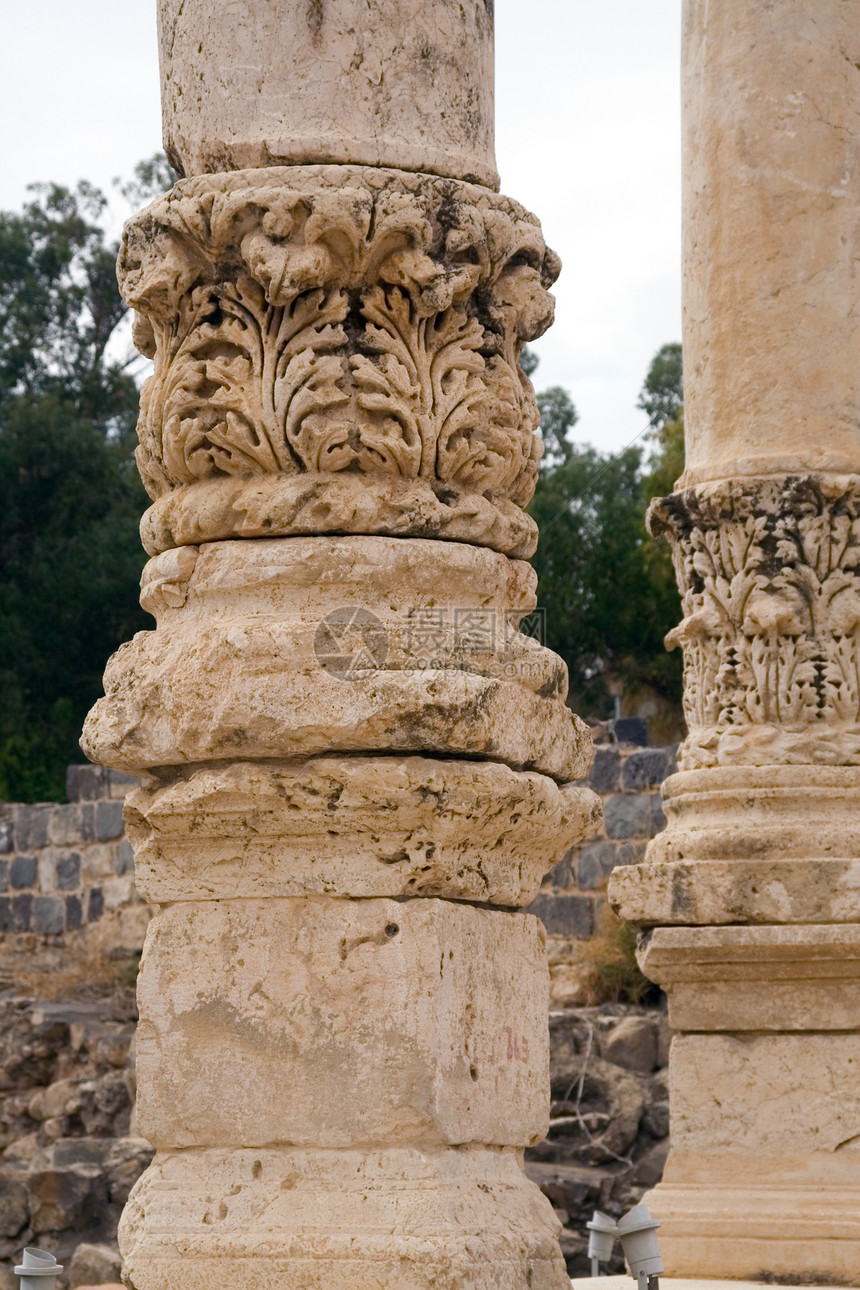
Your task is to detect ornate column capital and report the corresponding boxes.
[121,166,559,559]
[649,474,860,771]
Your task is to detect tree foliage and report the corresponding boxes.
[637,340,682,430]
[528,344,685,724]
[0,161,171,801]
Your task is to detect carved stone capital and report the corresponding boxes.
[650,474,860,770]
[120,165,560,556]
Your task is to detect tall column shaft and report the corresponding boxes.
[84,4,600,1287]
[610,0,860,1280]
[682,0,860,484]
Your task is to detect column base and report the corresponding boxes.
[646,1154,860,1282]
[119,1145,570,1290]
[609,767,860,926]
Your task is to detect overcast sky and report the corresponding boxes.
[1,0,682,456]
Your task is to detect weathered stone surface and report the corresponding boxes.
[576,841,620,890]
[29,1078,83,1122]
[104,1138,155,1206]
[587,747,620,795]
[93,802,124,842]
[645,1167,860,1282]
[639,925,860,1032]
[632,1139,669,1188]
[15,807,50,852]
[603,794,663,843]
[158,1,498,186]
[526,894,593,940]
[56,854,81,889]
[538,1056,645,1168]
[69,1243,122,1288]
[682,1,860,485]
[83,537,591,783]
[121,1145,569,1290]
[671,1032,860,1156]
[0,1169,28,1237]
[610,764,860,926]
[31,896,64,935]
[599,1016,658,1075]
[611,855,860,927]
[126,757,600,905]
[620,748,675,792]
[10,855,37,889]
[651,483,860,770]
[135,897,549,1150]
[28,1164,108,1234]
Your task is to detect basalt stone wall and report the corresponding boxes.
[527,729,678,1006]
[0,771,145,950]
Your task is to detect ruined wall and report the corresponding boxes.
[0,770,147,955]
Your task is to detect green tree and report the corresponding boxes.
[637,340,682,430]
[527,345,685,726]
[0,159,172,801]
[640,340,684,498]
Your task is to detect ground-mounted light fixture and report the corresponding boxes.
[586,1209,618,1277]
[15,1249,63,1290]
[617,1202,663,1290]
[585,1201,663,1287]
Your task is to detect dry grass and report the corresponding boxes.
[570,902,653,1005]
[3,933,140,1001]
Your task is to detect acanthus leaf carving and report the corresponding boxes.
[120,165,558,552]
[651,476,860,769]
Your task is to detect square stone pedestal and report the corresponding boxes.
[634,926,860,1283]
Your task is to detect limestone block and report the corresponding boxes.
[646,1167,860,1281]
[83,537,591,782]
[126,757,601,905]
[639,925,860,1031]
[135,897,550,1150]
[610,764,860,926]
[669,1031,860,1156]
[143,473,540,560]
[654,766,860,859]
[158,1,497,186]
[120,1145,570,1290]
[682,1,860,482]
[137,534,542,630]
[85,634,587,779]
[610,856,860,927]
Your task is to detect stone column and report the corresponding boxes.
[82,4,600,1287]
[610,1,860,1280]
